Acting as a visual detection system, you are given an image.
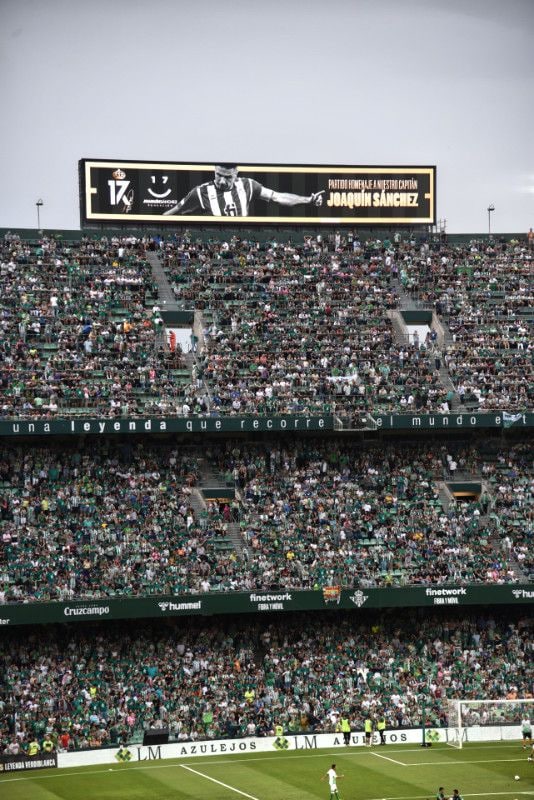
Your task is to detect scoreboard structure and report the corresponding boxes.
[79,159,436,226]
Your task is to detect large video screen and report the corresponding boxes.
[79,160,436,226]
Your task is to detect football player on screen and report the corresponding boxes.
[163,164,324,217]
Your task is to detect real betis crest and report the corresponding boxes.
[349,590,369,608]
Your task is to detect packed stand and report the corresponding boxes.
[0,440,531,603]
[481,447,532,580]
[214,439,532,587]
[2,231,532,420]
[161,235,448,415]
[398,237,533,411]
[0,442,238,602]
[0,611,531,753]
[0,233,194,419]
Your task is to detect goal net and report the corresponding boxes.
[446,699,534,748]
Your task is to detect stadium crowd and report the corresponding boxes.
[1,230,532,419]
[219,439,531,588]
[0,231,531,764]
[0,440,530,603]
[0,233,196,419]
[0,611,531,753]
[398,237,532,411]
[164,234,447,415]
[161,232,532,416]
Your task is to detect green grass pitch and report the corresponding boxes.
[1,742,532,800]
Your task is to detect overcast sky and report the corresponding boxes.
[1,0,533,233]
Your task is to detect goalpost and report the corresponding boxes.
[446,699,534,749]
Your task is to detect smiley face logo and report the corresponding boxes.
[148,175,172,198]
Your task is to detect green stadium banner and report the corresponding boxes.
[0,413,532,438]
[0,416,333,436]
[0,585,532,626]
[371,412,533,430]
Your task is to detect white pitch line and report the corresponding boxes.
[180,763,260,800]
[403,757,526,766]
[371,751,407,766]
[0,743,527,785]
[369,794,533,800]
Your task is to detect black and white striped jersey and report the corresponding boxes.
[176,177,268,216]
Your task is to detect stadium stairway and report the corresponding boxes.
[481,484,531,583]
[392,277,460,410]
[437,481,455,513]
[147,250,213,406]
[436,474,529,582]
[146,251,178,310]
[194,460,245,559]
[482,512,529,582]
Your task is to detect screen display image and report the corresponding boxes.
[80,160,436,226]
